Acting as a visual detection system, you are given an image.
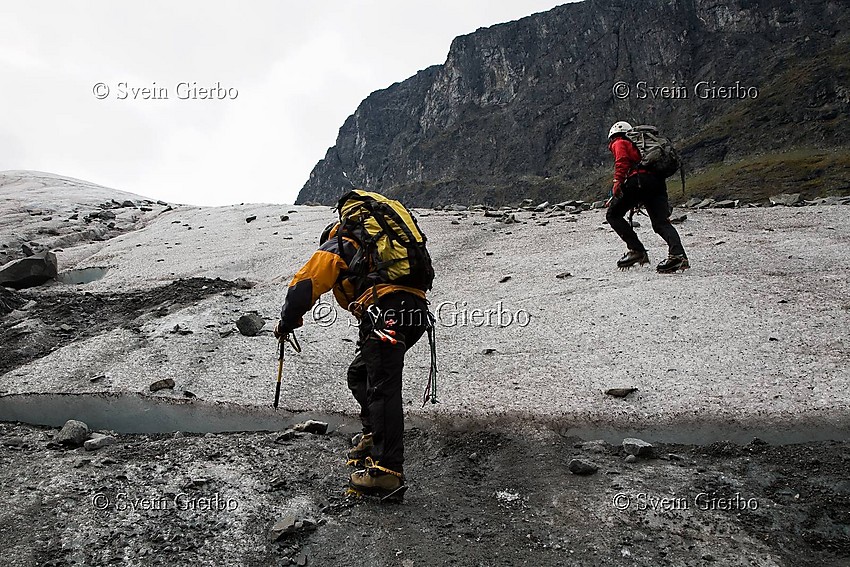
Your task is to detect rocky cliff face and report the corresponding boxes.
[297,0,850,207]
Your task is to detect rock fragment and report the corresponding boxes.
[84,434,116,451]
[149,378,176,392]
[605,387,637,398]
[623,438,655,458]
[0,251,58,289]
[236,313,265,336]
[714,199,738,208]
[55,420,89,447]
[292,420,329,435]
[579,440,610,454]
[769,193,801,206]
[568,458,598,475]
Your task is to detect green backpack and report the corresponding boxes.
[626,125,686,194]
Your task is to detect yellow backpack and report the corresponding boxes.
[335,190,434,292]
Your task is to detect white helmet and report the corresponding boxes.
[608,121,632,139]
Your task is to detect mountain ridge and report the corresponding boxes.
[297,0,850,207]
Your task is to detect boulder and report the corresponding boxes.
[769,193,802,206]
[55,420,89,447]
[713,199,738,209]
[84,434,116,451]
[292,420,329,435]
[0,251,58,289]
[623,437,655,457]
[568,458,598,475]
[236,313,265,336]
[683,197,703,208]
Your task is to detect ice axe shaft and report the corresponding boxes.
[273,334,300,409]
[273,340,284,409]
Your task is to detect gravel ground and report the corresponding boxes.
[0,421,848,567]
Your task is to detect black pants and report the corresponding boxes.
[346,292,428,472]
[606,173,685,257]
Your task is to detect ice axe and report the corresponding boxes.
[273,333,301,409]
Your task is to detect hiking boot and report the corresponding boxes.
[617,250,649,270]
[347,433,373,464]
[656,254,690,273]
[349,458,405,500]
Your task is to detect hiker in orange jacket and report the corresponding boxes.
[275,191,433,500]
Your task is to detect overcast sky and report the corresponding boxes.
[0,1,565,206]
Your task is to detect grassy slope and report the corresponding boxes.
[667,148,850,202]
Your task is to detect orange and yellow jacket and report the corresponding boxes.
[279,226,426,332]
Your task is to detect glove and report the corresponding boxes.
[612,182,623,198]
[273,320,291,340]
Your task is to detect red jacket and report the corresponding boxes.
[609,137,648,189]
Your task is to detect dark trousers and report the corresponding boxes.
[346,292,428,472]
[606,173,685,256]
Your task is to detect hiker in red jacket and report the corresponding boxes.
[605,121,689,273]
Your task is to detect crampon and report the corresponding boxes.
[617,250,650,270]
[656,254,690,274]
[346,458,407,503]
